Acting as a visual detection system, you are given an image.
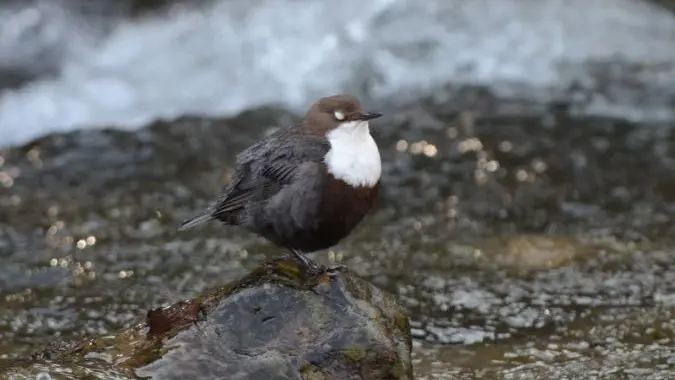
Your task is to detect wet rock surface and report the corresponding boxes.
[1,89,675,378]
[1,255,411,379]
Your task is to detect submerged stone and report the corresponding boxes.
[3,254,413,380]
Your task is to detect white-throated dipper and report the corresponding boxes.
[179,94,382,273]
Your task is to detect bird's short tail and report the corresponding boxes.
[178,211,213,231]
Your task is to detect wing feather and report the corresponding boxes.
[179,128,330,230]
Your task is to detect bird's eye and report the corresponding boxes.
[334,111,345,121]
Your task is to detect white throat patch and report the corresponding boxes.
[324,120,381,187]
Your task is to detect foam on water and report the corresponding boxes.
[1,0,675,147]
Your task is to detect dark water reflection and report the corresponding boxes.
[1,91,675,378]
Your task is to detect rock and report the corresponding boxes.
[7,254,413,380]
[473,235,593,271]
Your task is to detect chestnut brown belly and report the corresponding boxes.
[290,176,379,252]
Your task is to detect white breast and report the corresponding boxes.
[324,120,382,188]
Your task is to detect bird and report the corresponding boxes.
[179,94,382,273]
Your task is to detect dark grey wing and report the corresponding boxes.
[211,134,330,221]
[179,129,330,230]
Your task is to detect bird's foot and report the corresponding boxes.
[323,264,348,276]
[287,248,323,273]
[286,249,348,277]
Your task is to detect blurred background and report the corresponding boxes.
[2,0,675,146]
[2,0,675,379]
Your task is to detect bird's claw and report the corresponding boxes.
[286,248,348,278]
[324,264,348,275]
[288,249,319,271]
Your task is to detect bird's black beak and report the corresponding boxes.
[358,112,382,121]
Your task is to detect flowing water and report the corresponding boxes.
[1,0,675,147]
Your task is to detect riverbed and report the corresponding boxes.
[1,89,675,378]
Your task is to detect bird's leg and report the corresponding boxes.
[325,264,348,274]
[287,248,320,272]
[285,248,347,277]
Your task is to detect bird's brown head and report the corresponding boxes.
[302,94,382,136]
[306,94,383,188]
